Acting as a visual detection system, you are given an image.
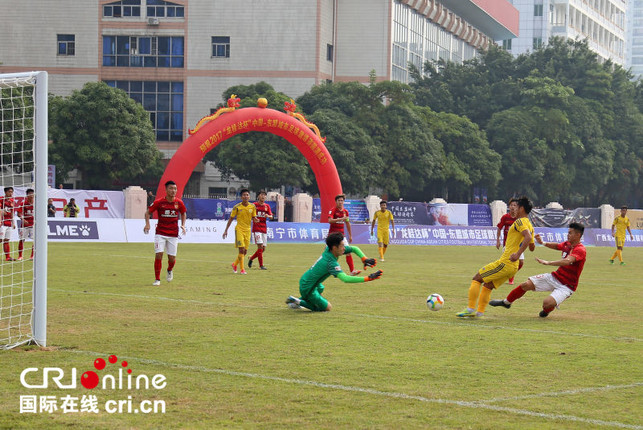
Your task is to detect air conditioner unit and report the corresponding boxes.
[147,17,160,25]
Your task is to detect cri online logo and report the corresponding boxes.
[21,355,166,390]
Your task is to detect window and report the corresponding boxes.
[502,39,512,50]
[212,36,230,58]
[534,4,544,17]
[103,0,141,18]
[104,80,184,142]
[103,36,184,68]
[326,44,333,62]
[57,34,75,56]
[533,37,543,49]
[147,0,184,18]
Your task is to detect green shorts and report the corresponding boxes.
[300,283,328,312]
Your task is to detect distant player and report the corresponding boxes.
[457,196,534,318]
[17,188,35,261]
[285,232,381,311]
[370,200,395,261]
[0,186,16,261]
[144,180,187,286]
[496,198,524,284]
[610,206,634,265]
[490,223,586,318]
[328,194,360,275]
[222,189,258,275]
[248,191,273,270]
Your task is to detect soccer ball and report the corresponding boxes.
[426,293,444,311]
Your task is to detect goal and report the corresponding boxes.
[0,71,48,349]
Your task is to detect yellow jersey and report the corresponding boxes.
[231,202,257,232]
[500,217,534,263]
[374,209,394,231]
[612,216,630,237]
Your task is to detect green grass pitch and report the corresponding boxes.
[0,242,641,429]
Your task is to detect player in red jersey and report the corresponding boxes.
[17,188,35,260]
[248,191,273,270]
[144,181,187,286]
[328,194,360,275]
[496,198,524,285]
[490,223,586,318]
[0,187,17,261]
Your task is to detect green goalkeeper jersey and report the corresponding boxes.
[299,245,365,294]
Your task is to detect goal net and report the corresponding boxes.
[0,72,48,349]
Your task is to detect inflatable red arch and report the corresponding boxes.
[156,99,342,221]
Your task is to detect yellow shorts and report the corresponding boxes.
[615,235,625,248]
[478,259,518,289]
[377,229,390,245]
[235,229,251,249]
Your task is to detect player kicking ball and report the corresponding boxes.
[285,232,382,312]
[489,223,586,318]
[144,181,187,286]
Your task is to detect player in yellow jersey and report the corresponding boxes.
[223,189,258,275]
[457,196,535,318]
[610,205,634,265]
[370,201,395,261]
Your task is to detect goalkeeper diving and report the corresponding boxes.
[286,232,383,311]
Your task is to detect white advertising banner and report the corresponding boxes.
[46,218,127,242]
[13,187,125,218]
[124,219,233,244]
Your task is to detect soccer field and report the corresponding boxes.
[0,242,641,429]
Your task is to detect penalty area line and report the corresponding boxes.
[69,350,641,429]
[479,382,643,403]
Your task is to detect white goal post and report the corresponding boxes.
[0,71,48,349]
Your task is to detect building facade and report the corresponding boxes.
[501,0,627,66]
[627,0,643,78]
[0,0,517,195]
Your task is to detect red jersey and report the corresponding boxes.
[551,241,586,291]
[148,197,186,237]
[0,197,15,227]
[19,201,35,228]
[328,207,349,234]
[252,202,272,233]
[496,213,516,247]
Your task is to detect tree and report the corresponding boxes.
[49,82,161,189]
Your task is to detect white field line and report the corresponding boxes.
[49,289,643,342]
[68,350,642,429]
[479,383,643,403]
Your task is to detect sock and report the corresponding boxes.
[467,280,482,310]
[232,255,240,267]
[3,242,9,259]
[299,299,312,311]
[508,276,514,283]
[543,304,555,314]
[507,286,526,303]
[383,246,388,255]
[249,250,259,261]
[167,259,175,272]
[238,253,245,271]
[31,247,34,259]
[154,259,162,280]
[617,249,623,262]
[258,248,264,266]
[378,247,384,259]
[611,250,618,260]
[477,286,493,314]
[346,254,355,272]
[18,241,23,258]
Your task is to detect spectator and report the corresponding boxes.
[47,198,56,217]
[147,190,155,207]
[64,198,80,218]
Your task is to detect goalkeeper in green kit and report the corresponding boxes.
[286,232,383,311]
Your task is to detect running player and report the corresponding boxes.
[0,187,16,261]
[610,206,634,265]
[144,180,187,286]
[285,232,381,311]
[496,198,524,285]
[222,189,258,275]
[490,223,586,318]
[328,194,360,275]
[370,200,395,261]
[248,191,273,270]
[17,188,35,260]
[457,196,534,318]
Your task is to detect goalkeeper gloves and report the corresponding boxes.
[363,270,383,282]
[361,256,377,268]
